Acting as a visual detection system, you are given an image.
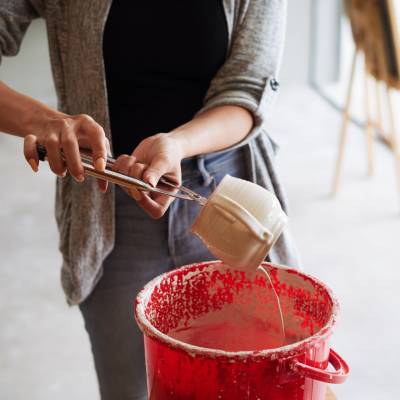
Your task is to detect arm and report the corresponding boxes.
[170,105,253,158]
[111,105,251,218]
[0,80,61,138]
[0,81,109,188]
[199,0,286,132]
[114,0,286,218]
[0,2,108,187]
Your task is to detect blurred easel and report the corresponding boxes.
[332,0,400,200]
[326,387,336,399]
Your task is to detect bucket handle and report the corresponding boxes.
[292,349,349,384]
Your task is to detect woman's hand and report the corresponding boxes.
[113,133,184,219]
[0,82,110,191]
[24,113,110,192]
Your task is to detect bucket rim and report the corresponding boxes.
[135,261,339,360]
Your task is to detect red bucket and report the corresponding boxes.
[135,262,349,399]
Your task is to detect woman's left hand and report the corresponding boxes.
[112,133,184,219]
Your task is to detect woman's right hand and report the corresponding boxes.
[0,81,109,190]
[23,112,110,191]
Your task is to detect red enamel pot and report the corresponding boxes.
[135,261,349,400]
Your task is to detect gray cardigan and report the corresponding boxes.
[1,0,300,305]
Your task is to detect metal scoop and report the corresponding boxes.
[36,145,207,205]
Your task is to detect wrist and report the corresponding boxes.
[23,103,65,137]
[167,130,192,159]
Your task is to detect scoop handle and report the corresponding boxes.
[35,144,203,202]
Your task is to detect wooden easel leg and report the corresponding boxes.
[375,79,383,135]
[386,86,400,205]
[364,63,374,176]
[374,30,394,149]
[332,49,358,196]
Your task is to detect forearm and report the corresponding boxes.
[170,105,253,158]
[0,81,63,137]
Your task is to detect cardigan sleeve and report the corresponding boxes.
[199,0,286,135]
[0,0,44,65]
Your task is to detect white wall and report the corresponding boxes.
[0,20,56,106]
[280,0,313,84]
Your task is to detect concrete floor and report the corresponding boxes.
[269,87,400,400]
[1,20,400,400]
[0,134,98,399]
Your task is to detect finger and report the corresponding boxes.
[128,187,142,201]
[112,154,132,173]
[121,185,145,203]
[79,115,108,171]
[112,154,135,175]
[142,155,171,187]
[60,122,84,182]
[97,179,108,193]
[137,192,173,219]
[105,137,112,156]
[128,162,146,201]
[129,162,146,180]
[23,135,39,172]
[112,155,143,200]
[44,134,67,177]
[117,157,142,200]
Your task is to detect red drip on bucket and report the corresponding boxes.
[135,262,349,400]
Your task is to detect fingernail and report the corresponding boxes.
[100,182,108,194]
[58,171,67,178]
[28,159,38,172]
[75,174,85,182]
[95,158,106,171]
[148,176,157,187]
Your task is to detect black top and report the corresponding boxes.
[103,0,229,157]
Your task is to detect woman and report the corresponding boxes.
[0,0,299,398]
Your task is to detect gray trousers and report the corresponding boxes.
[79,148,248,400]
